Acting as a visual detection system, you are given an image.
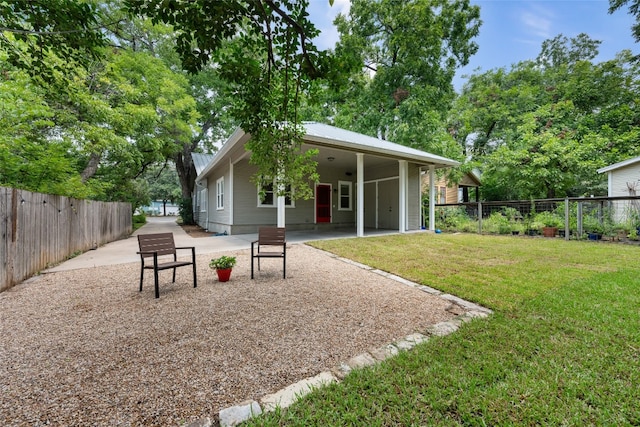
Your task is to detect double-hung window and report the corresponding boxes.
[338,180,352,211]
[258,180,293,207]
[216,177,224,210]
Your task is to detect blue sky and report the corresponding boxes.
[307,0,639,91]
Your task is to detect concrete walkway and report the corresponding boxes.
[44,217,394,273]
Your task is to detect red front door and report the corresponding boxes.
[316,184,331,223]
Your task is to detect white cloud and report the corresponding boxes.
[309,0,351,50]
[519,4,555,40]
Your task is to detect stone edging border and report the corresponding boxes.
[188,248,493,427]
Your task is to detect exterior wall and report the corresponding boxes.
[609,164,640,197]
[202,162,231,234]
[200,143,442,234]
[215,158,361,234]
[608,164,640,223]
[422,175,459,204]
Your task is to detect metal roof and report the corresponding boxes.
[197,122,460,181]
[597,155,640,174]
[302,122,460,167]
[191,153,216,175]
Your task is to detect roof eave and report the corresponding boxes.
[196,127,246,182]
[597,155,640,174]
[303,135,460,168]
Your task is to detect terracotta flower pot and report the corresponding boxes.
[542,226,557,237]
[216,268,232,282]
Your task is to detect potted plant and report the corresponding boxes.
[583,216,604,241]
[536,211,563,237]
[209,255,237,282]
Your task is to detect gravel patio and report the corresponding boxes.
[1,244,458,426]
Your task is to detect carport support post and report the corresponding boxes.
[277,166,285,228]
[428,165,436,231]
[357,153,364,237]
[399,160,407,233]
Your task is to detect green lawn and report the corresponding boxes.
[244,234,640,426]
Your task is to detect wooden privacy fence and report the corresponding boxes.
[0,187,132,292]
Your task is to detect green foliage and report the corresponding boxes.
[452,34,640,200]
[178,197,194,225]
[127,0,326,203]
[534,211,563,228]
[209,255,237,270]
[0,0,105,82]
[435,206,477,232]
[147,165,181,206]
[132,213,146,231]
[483,212,513,234]
[326,0,480,158]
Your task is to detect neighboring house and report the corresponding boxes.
[597,155,640,223]
[597,155,640,197]
[140,200,179,216]
[192,152,216,223]
[422,171,481,204]
[195,122,460,236]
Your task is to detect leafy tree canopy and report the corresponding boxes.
[452,34,640,200]
[0,0,105,82]
[125,0,329,203]
[323,0,480,163]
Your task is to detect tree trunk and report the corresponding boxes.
[174,149,196,199]
[81,152,102,182]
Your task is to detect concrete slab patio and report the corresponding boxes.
[44,217,396,273]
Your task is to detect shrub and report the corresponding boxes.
[178,197,195,225]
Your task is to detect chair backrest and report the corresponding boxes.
[137,233,177,258]
[258,227,286,245]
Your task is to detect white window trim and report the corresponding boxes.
[257,180,295,208]
[338,180,353,211]
[200,188,207,212]
[216,177,224,210]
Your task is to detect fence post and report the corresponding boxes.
[577,201,583,238]
[564,197,570,241]
[478,201,483,234]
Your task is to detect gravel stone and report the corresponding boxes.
[0,244,456,426]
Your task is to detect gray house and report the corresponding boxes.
[195,122,460,236]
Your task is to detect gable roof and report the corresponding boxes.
[302,122,460,167]
[191,153,216,175]
[597,155,640,174]
[197,122,460,181]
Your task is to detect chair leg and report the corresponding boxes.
[283,255,286,279]
[192,256,197,288]
[154,268,160,299]
[139,266,144,292]
[251,254,255,279]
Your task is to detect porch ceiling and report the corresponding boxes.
[305,144,399,172]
